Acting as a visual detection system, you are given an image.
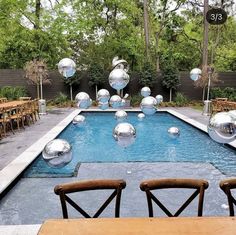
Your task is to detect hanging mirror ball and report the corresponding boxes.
[109,95,122,108]
[97,89,110,103]
[108,68,130,90]
[42,139,72,168]
[75,92,91,109]
[98,101,109,110]
[190,68,202,81]
[155,94,163,104]
[113,122,136,148]
[58,58,76,78]
[140,96,157,115]
[141,87,151,97]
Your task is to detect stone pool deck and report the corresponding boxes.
[0,107,235,234]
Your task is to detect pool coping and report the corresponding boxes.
[0,108,235,196]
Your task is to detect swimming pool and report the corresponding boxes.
[24,111,236,177]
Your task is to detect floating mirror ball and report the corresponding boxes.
[98,101,109,110]
[140,96,157,115]
[97,89,110,103]
[168,127,180,138]
[109,95,122,108]
[115,110,128,121]
[108,68,130,90]
[113,122,136,148]
[75,92,91,109]
[141,87,151,97]
[208,112,236,144]
[58,58,76,78]
[190,68,202,81]
[42,139,72,168]
[155,94,163,104]
[72,115,85,126]
[138,113,145,121]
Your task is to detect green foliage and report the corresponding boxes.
[0,86,28,100]
[87,63,106,87]
[174,92,189,106]
[210,87,236,101]
[161,54,180,90]
[139,61,157,87]
[130,94,142,107]
[53,92,69,105]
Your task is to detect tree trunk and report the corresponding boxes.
[202,85,206,102]
[143,0,150,59]
[95,85,98,99]
[36,83,40,99]
[169,88,172,102]
[155,32,160,73]
[202,0,209,67]
[70,84,73,101]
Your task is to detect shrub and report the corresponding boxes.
[210,87,236,101]
[174,92,189,106]
[54,92,69,105]
[130,94,142,107]
[0,86,28,100]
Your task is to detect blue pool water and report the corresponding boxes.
[24,112,236,177]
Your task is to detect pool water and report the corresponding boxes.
[24,112,236,177]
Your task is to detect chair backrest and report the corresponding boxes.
[220,178,236,216]
[54,179,126,218]
[140,178,209,217]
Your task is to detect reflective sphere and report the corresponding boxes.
[108,68,130,90]
[98,102,109,110]
[97,89,110,103]
[113,122,136,147]
[115,110,128,121]
[109,95,122,108]
[208,112,236,143]
[138,113,145,121]
[112,57,129,72]
[140,96,157,115]
[58,58,76,78]
[141,87,151,97]
[72,115,85,126]
[190,68,202,81]
[168,127,180,138]
[75,92,91,109]
[42,139,72,168]
[155,94,163,104]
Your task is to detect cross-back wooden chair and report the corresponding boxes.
[54,179,126,218]
[220,178,236,216]
[140,178,209,217]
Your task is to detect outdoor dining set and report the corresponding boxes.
[38,177,236,235]
[0,97,40,139]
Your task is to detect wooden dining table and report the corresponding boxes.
[38,217,236,235]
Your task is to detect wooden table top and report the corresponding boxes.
[0,100,28,109]
[38,217,236,235]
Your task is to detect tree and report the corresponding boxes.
[161,54,180,102]
[88,62,106,98]
[139,61,157,88]
[24,59,50,99]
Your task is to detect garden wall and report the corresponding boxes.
[0,69,235,101]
